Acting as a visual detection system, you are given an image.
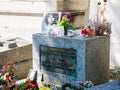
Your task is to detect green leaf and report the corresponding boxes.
[58,21,66,26]
[19,82,29,90]
[68,25,74,30]
[117,70,120,74]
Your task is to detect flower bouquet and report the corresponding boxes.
[58,14,74,35]
[0,62,16,89]
[95,0,111,36]
[78,81,94,88]
[81,0,111,37]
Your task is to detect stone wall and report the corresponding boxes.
[57,0,88,11]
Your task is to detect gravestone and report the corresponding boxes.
[0,37,32,79]
[33,33,110,87]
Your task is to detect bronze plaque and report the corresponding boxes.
[40,45,76,76]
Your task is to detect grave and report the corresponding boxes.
[0,37,32,79]
[33,33,110,87]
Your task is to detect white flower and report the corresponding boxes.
[0,75,6,80]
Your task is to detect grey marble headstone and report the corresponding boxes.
[33,34,110,87]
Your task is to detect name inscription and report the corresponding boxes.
[40,45,76,76]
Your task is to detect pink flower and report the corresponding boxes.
[51,32,57,36]
[1,62,15,72]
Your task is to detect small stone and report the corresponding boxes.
[0,42,4,47]
[8,43,17,48]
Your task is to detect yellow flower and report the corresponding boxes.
[58,15,74,30]
[39,86,51,90]
[61,16,69,22]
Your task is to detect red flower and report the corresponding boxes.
[81,28,88,36]
[5,73,10,81]
[104,0,107,2]
[27,84,38,89]
[79,81,84,85]
[98,1,101,5]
